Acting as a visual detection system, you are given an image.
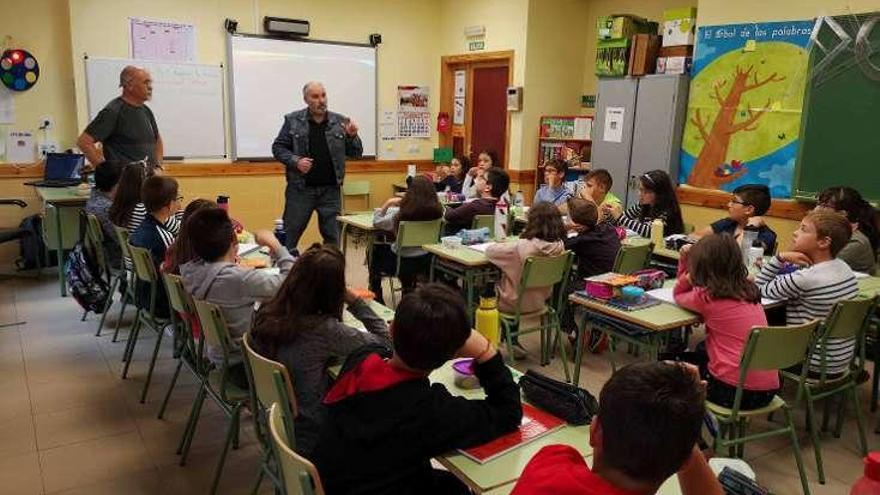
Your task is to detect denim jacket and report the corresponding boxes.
[272,108,364,187]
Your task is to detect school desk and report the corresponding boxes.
[431,361,592,494]
[423,241,501,319]
[34,186,89,296]
[623,234,681,261]
[337,212,379,264]
[342,299,396,329]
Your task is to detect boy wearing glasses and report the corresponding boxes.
[693,184,777,254]
[533,159,573,209]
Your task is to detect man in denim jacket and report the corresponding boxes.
[272,81,363,250]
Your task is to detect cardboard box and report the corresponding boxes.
[659,45,694,57]
[596,38,631,77]
[662,7,697,47]
[628,34,661,76]
[597,15,658,41]
[656,56,692,75]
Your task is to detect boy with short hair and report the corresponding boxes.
[756,210,859,375]
[312,283,522,495]
[694,184,777,254]
[577,168,622,217]
[533,159,573,208]
[180,207,295,388]
[512,361,722,495]
[444,166,510,234]
[130,175,183,318]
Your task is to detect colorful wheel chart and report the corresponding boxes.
[0,49,40,91]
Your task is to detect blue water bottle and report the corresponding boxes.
[273,219,287,246]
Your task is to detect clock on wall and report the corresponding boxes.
[0,49,40,91]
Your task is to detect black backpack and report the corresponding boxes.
[65,227,110,313]
[15,214,52,270]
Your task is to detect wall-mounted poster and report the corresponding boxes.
[397,85,430,138]
[679,21,813,198]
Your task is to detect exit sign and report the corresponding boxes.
[581,94,596,108]
[468,40,485,51]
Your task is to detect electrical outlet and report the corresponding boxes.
[38,141,58,157]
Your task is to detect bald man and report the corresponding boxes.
[78,66,164,170]
[272,81,363,249]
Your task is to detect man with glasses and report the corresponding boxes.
[78,66,164,171]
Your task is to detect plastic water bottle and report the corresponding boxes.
[650,218,664,247]
[494,196,509,241]
[741,226,759,266]
[475,286,500,346]
[851,452,880,494]
[273,219,287,247]
[217,195,229,211]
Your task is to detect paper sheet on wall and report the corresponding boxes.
[0,87,14,125]
[6,131,35,163]
[398,86,430,138]
[603,107,625,143]
[453,98,465,125]
[380,110,397,140]
[454,70,466,97]
[574,117,592,140]
[130,17,197,62]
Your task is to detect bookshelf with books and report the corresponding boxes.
[536,116,593,189]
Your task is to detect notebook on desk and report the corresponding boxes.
[24,153,85,187]
[458,403,564,464]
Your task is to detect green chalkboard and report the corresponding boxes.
[794,14,880,202]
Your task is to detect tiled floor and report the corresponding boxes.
[0,246,877,494]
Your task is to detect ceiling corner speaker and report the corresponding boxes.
[264,17,310,37]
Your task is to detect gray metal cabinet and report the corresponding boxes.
[591,75,690,205]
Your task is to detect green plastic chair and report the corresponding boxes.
[181,298,249,495]
[242,333,298,494]
[382,219,443,307]
[268,403,325,495]
[499,251,575,382]
[780,297,877,484]
[472,214,495,237]
[706,320,820,495]
[157,272,207,420]
[612,241,653,274]
[342,180,371,214]
[85,214,124,336]
[111,225,136,342]
[121,243,172,404]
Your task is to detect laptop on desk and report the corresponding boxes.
[24,153,85,188]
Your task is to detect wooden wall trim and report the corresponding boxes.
[0,159,436,179]
[677,185,813,221]
[508,169,536,184]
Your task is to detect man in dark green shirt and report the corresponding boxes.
[77,66,164,170]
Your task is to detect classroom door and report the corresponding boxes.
[470,66,509,167]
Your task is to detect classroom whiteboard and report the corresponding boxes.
[85,57,226,158]
[228,35,377,159]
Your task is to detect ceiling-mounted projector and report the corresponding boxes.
[264,17,310,37]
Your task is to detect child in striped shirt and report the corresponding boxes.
[755,211,859,376]
[606,169,685,237]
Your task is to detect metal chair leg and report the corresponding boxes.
[121,315,142,378]
[158,358,184,419]
[804,391,826,484]
[139,325,166,403]
[209,405,241,495]
[786,407,813,495]
[96,275,121,336]
[851,387,869,457]
[112,289,131,342]
[178,385,207,463]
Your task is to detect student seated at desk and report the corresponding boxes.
[815,186,879,275]
[251,244,390,457]
[84,160,124,267]
[673,234,776,409]
[434,155,470,194]
[444,166,510,234]
[462,149,498,199]
[512,361,722,495]
[560,198,622,337]
[533,159,573,208]
[129,176,183,320]
[606,170,684,237]
[109,161,181,234]
[576,168,622,216]
[692,184,776,255]
[181,208,294,390]
[311,283,521,495]
[755,211,858,377]
[487,201,565,311]
[370,176,443,303]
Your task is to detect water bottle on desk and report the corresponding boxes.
[475,286,500,346]
[650,218,664,247]
[273,219,287,247]
[741,226,759,265]
[217,195,229,211]
[513,190,525,216]
[494,196,509,241]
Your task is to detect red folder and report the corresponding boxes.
[458,403,565,463]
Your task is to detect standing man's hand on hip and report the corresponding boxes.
[296,157,314,174]
[342,119,359,137]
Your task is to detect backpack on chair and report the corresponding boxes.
[65,214,109,313]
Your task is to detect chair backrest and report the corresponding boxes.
[742,321,821,372]
[612,242,653,274]
[84,214,108,273]
[162,272,193,317]
[113,225,133,260]
[342,180,370,196]
[127,243,158,284]
[242,333,299,415]
[472,214,495,236]
[192,298,235,360]
[269,404,325,495]
[395,219,443,249]
[823,296,877,340]
[521,251,573,289]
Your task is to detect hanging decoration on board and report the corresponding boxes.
[0,49,40,92]
[679,21,813,198]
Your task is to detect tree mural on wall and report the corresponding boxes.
[687,65,785,189]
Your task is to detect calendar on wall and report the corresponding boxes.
[397,85,431,138]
